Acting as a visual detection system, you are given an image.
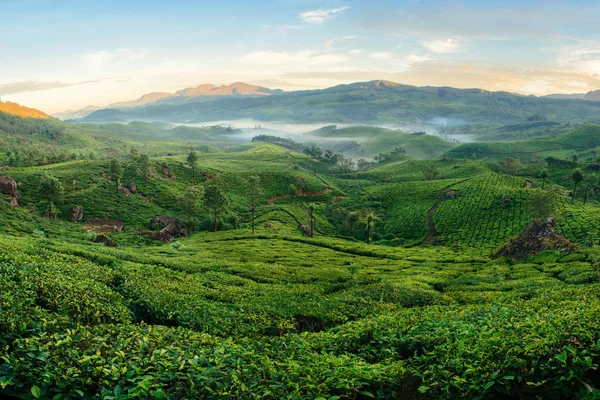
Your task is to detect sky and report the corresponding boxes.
[2,0,600,113]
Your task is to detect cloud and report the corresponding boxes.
[325,36,357,48]
[299,6,349,23]
[369,52,393,60]
[238,49,348,67]
[83,51,114,72]
[556,40,600,76]
[422,38,464,53]
[0,77,132,97]
[349,49,363,56]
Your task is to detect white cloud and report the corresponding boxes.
[393,54,432,72]
[369,52,393,60]
[520,79,552,94]
[349,49,363,56]
[239,49,348,67]
[299,7,349,24]
[557,41,600,75]
[325,36,357,48]
[83,51,114,72]
[422,38,464,53]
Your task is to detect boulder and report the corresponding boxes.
[118,186,131,196]
[72,179,80,186]
[94,234,118,247]
[0,166,11,171]
[0,176,17,197]
[151,218,181,242]
[83,219,124,233]
[70,206,84,223]
[446,191,458,199]
[127,182,137,193]
[493,218,578,260]
[298,224,311,236]
[10,197,18,208]
[149,215,175,229]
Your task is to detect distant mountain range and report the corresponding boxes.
[0,101,49,119]
[73,80,600,126]
[53,82,283,120]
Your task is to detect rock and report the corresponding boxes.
[0,176,17,197]
[446,191,458,199]
[150,217,181,242]
[10,197,18,208]
[118,186,131,196]
[70,206,83,223]
[159,163,176,181]
[298,224,311,236]
[127,182,137,193]
[493,218,578,260]
[149,215,174,229]
[94,234,118,247]
[83,219,124,233]
[72,179,79,186]
[0,166,11,171]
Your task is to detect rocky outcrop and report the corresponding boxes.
[149,216,181,242]
[118,186,131,196]
[83,219,124,233]
[94,234,118,247]
[127,182,137,193]
[493,218,577,260]
[10,197,18,208]
[70,206,84,223]
[298,225,311,237]
[72,179,80,186]
[159,162,176,180]
[0,176,17,197]
[0,166,11,171]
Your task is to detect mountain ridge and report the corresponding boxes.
[0,101,50,119]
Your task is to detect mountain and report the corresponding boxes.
[0,101,50,119]
[541,93,586,100]
[52,105,100,120]
[80,80,600,126]
[584,90,600,101]
[55,82,283,120]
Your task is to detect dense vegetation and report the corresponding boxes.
[4,109,600,399]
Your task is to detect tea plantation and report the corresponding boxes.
[3,118,600,399]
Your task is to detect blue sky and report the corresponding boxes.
[2,0,600,113]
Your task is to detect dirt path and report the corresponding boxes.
[268,187,332,204]
[421,179,471,246]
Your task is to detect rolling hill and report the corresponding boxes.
[0,101,49,119]
[78,80,600,126]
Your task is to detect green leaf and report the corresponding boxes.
[418,385,429,394]
[31,385,41,399]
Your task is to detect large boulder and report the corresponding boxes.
[83,219,124,233]
[127,182,137,193]
[494,218,577,260]
[150,217,181,242]
[94,234,118,247]
[70,206,84,223]
[0,176,17,197]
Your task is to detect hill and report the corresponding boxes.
[79,80,600,126]
[0,101,49,118]
[584,89,600,101]
[55,82,284,120]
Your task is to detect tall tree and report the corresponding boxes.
[572,153,579,167]
[571,168,584,202]
[247,175,264,234]
[347,212,360,236]
[187,150,199,183]
[529,189,556,219]
[583,174,598,205]
[108,158,124,194]
[540,168,549,190]
[365,214,376,245]
[305,203,316,237]
[178,186,204,232]
[137,153,151,183]
[38,175,64,219]
[203,184,228,232]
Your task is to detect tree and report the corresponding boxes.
[423,165,441,180]
[38,175,64,219]
[572,153,579,167]
[540,168,549,190]
[365,214,376,244]
[203,184,228,232]
[108,158,124,194]
[571,168,584,202]
[178,186,204,231]
[347,212,360,236]
[137,153,151,183]
[247,176,264,234]
[305,203,316,237]
[187,150,199,183]
[529,190,556,219]
[527,159,544,177]
[499,157,523,175]
[583,174,598,205]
